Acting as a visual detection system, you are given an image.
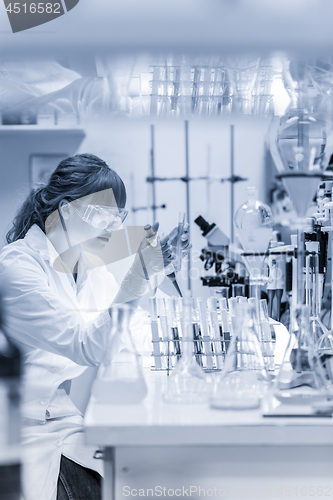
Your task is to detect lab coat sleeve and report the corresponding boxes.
[0,252,112,367]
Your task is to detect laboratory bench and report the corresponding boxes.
[85,361,333,500]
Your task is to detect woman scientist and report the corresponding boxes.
[0,154,190,500]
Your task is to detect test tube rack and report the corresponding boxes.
[150,296,276,375]
[150,297,230,375]
[151,332,228,375]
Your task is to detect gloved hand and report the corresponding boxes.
[113,222,173,303]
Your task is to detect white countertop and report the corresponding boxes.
[85,369,333,448]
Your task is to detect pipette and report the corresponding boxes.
[166,212,186,297]
[144,219,184,298]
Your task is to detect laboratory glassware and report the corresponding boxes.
[218,297,231,355]
[234,187,274,278]
[164,297,182,362]
[270,59,332,309]
[275,305,329,404]
[192,297,203,367]
[197,297,214,371]
[173,212,186,274]
[207,297,224,370]
[164,292,206,404]
[226,57,260,115]
[259,299,275,372]
[211,301,270,410]
[318,330,333,384]
[140,223,182,297]
[252,65,274,116]
[150,297,162,370]
[163,212,185,298]
[304,241,328,342]
[92,305,148,404]
[234,187,274,341]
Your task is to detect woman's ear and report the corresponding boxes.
[59,200,70,220]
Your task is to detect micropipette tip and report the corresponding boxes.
[167,271,183,297]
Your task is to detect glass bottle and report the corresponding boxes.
[211,301,270,410]
[92,305,148,404]
[274,305,329,403]
[164,292,206,404]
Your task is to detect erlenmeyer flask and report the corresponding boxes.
[318,331,333,383]
[92,305,148,404]
[211,302,270,410]
[164,292,207,404]
[275,305,329,403]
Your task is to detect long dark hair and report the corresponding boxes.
[6,153,126,244]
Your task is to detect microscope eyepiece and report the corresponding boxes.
[194,216,215,236]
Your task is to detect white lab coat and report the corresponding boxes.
[0,224,148,500]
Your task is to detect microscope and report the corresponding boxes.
[194,215,248,297]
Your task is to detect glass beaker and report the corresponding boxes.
[92,305,148,404]
[274,305,329,403]
[210,301,270,410]
[164,292,207,404]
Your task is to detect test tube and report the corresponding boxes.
[197,298,214,370]
[228,297,238,335]
[156,298,172,371]
[149,298,162,370]
[164,297,181,361]
[213,286,229,302]
[207,297,223,369]
[174,212,186,274]
[232,283,246,297]
[157,299,169,342]
[150,66,162,116]
[191,298,203,366]
[260,299,275,371]
[248,297,260,339]
[218,297,230,353]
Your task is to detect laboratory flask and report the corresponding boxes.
[234,186,273,279]
[164,292,207,404]
[317,330,333,385]
[234,188,273,347]
[0,292,21,500]
[275,305,330,403]
[92,305,148,404]
[210,302,270,410]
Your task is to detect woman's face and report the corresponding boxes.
[61,188,126,250]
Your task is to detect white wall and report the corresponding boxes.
[0,128,84,247]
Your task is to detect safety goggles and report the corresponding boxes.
[80,204,128,231]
